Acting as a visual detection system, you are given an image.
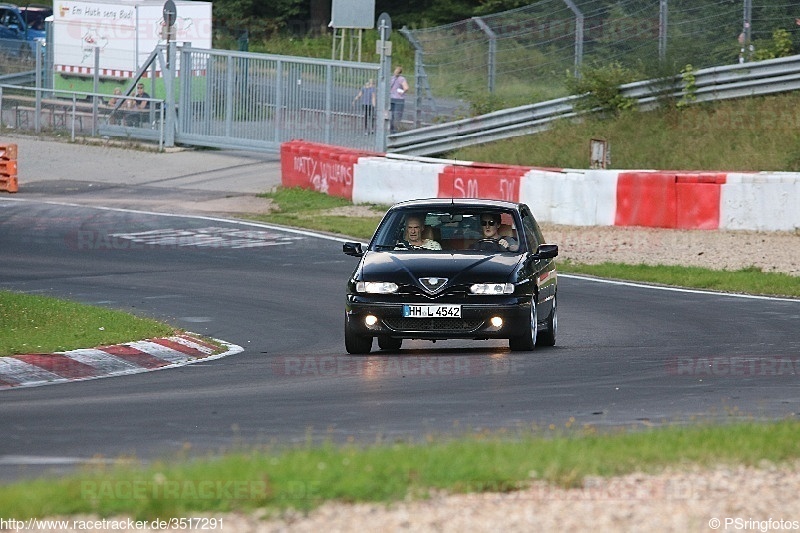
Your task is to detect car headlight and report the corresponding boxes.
[356,281,399,294]
[470,283,514,295]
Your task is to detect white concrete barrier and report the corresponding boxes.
[352,157,443,205]
[721,173,800,231]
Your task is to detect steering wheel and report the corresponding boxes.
[473,238,504,251]
[396,240,423,250]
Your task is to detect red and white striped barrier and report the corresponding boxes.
[280,141,800,232]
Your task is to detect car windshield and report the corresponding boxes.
[371,207,522,253]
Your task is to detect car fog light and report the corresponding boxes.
[365,315,378,326]
[490,316,503,328]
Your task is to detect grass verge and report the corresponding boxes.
[451,93,800,171]
[0,291,175,356]
[561,262,800,298]
[253,187,386,239]
[1,420,798,519]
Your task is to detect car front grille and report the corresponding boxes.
[383,318,484,332]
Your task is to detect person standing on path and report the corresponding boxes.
[353,79,376,134]
[389,66,410,133]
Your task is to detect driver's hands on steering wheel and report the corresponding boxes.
[473,238,505,251]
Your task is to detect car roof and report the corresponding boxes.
[388,198,522,211]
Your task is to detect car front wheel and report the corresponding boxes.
[509,302,537,351]
[345,314,372,354]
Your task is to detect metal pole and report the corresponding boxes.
[562,0,583,77]
[376,14,391,152]
[743,0,752,62]
[91,46,98,136]
[659,0,668,62]
[471,17,496,94]
[164,41,176,147]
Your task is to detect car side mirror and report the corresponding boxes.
[343,242,364,257]
[531,243,558,260]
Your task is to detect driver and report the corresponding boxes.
[473,213,519,251]
[400,214,442,250]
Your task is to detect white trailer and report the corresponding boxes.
[52,0,211,93]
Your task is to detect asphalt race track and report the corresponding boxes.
[1,197,799,481]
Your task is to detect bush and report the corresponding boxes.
[565,62,637,115]
[753,28,794,61]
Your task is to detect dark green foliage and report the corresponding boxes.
[566,62,638,114]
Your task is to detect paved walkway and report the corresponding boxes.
[4,134,283,214]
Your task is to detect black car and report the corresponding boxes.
[343,198,558,354]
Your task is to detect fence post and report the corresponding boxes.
[376,13,392,152]
[659,0,668,62]
[471,17,496,94]
[563,0,584,77]
[164,40,176,147]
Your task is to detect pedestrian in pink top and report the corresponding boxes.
[389,66,410,133]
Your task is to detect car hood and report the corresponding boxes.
[359,251,522,285]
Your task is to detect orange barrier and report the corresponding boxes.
[675,173,726,229]
[616,172,726,229]
[0,143,18,193]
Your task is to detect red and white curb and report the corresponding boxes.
[0,334,243,390]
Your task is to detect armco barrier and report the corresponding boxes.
[0,143,18,193]
[280,142,799,232]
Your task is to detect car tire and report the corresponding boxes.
[378,335,402,351]
[536,294,557,347]
[509,302,537,351]
[344,314,372,354]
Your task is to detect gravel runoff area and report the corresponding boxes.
[541,223,800,276]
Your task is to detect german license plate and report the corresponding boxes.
[403,304,461,318]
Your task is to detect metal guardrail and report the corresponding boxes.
[388,54,800,157]
[0,70,36,86]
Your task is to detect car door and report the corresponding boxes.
[519,204,557,310]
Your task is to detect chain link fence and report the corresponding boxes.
[402,0,800,121]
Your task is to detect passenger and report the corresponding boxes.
[472,213,518,251]
[107,87,134,125]
[400,214,441,250]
